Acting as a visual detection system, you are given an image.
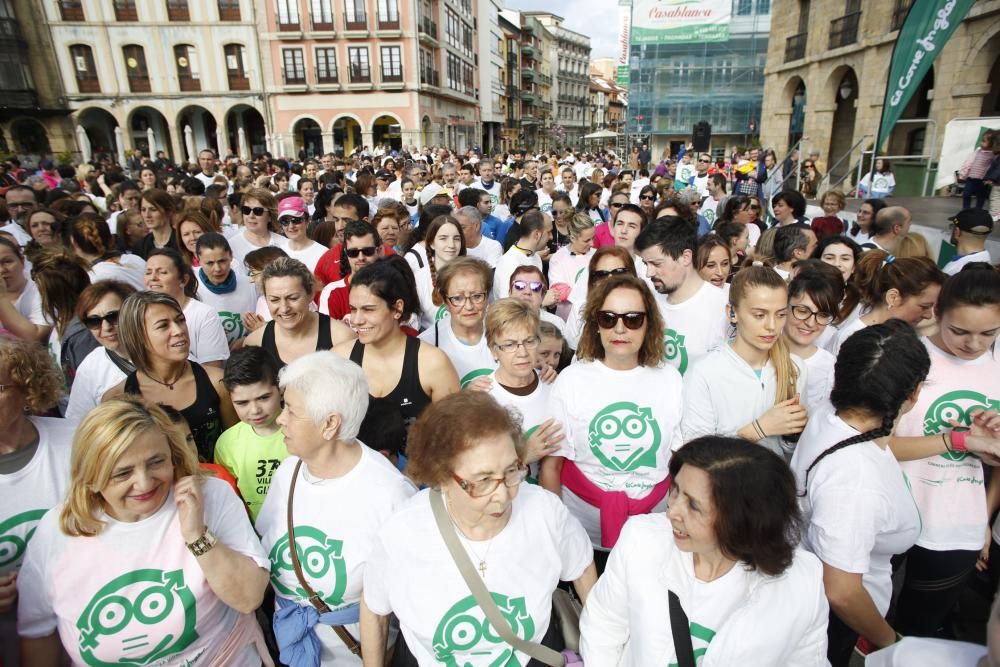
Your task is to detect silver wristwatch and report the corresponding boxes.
[186,527,218,556]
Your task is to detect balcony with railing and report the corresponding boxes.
[167,2,190,21]
[349,65,371,83]
[377,15,400,30]
[311,16,334,31]
[178,75,200,92]
[227,72,250,90]
[114,1,138,21]
[784,32,806,62]
[127,75,151,93]
[521,67,536,82]
[829,11,860,50]
[344,14,367,31]
[420,68,440,87]
[58,0,84,20]
[419,17,437,40]
[278,17,301,31]
[76,76,101,93]
[316,66,338,84]
[282,67,306,85]
[382,69,403,83]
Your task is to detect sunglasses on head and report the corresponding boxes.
[345,246,378,258]
[596,310,646,330]
[279,215,306,227]
[512,279,544,293]
[83,310,120,330]
[241,205,266,216]
[592,267,628,279]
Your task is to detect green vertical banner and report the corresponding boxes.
[876,0,976,151]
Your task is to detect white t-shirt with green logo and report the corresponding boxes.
[363,484,592,667]
[487,371,551,439]
[195,272,257,345]
[255,444,416,663]
[898,338,1000,551]
[549,360,684,545]
[419,321,495,388]
[182,297,232,364]
[658,281,730,376]
[17,478,270,666]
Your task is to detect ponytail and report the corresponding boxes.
[769,334,799,403]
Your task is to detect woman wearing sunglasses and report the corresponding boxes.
[508,265,564,333]
[542,274,683,562]
[637,185,657,218]
[226,187,288,268]
[564,246,638,350]
[362,391,596,664]
[683,264,808,461]
[279,195,327,274]
[66,280,137,421]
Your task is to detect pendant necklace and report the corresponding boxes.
[447,496,495,578]
[143,368,184,390]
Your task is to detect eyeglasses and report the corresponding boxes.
[446,291,488,307]
[7,202,33,209]
[247,269,261,279]
[512,279,544,293]
[279,215,306,227]
[241,206,266,216]
[494,335,541,354]
[596,310,647,330]
[790,304,834,326]
[749,204,761,211]
[83,310,120,330]
[698,158,711,163]
[453,462,529,497]
[345,246,378,258]
[592,267,628,280]
[639,195,655,201]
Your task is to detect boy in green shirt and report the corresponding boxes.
[215,346,288,520]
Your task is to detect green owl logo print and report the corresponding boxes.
[588,401,662,472]
[268,526,348,606]
[0,509,46,573]
[924,390,1000,462]
[76,569,198,667]
[663,329,689,374]
[218,311,248,344]
[432,593,535,667]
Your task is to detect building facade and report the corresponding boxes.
[760,0,1000,190]
[45,0,267,165]
[528,14,591,148]
[499,11,521,151]
[478,0,504,153]
[626,0,771,160]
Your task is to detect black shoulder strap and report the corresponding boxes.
[405,247,424,269]
[434,320,439,347]
[668,590,695,667]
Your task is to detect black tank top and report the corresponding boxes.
[261,313,335,369]
[349,335,431,448]
[124,362,222,462]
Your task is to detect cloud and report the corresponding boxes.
[503,0,618,59]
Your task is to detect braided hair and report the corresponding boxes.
[800,319,930,494]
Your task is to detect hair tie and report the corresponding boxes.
[752,260,764,267]
[882,254,895,267]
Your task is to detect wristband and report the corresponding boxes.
[950,429,969,453]
[755,419,767,438]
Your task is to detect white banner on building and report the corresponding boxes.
[616,1,631,86]
[630,0,731,44]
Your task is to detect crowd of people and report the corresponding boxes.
[0,140,999,667]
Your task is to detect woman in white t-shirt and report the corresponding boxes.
[278,195,327,273]
[227,187,288,267]
[143,247,230,367]
[361,392,597,665]
[413,215,467,330]
[784,264,843,414]
[66,281,138,421]
[542,274,684,555]
[69,213,146,291]
[790,321,929,666]
[683,264,808,460]
[535,170,556,213]
[193,233,257,346]
[417,257,495,388]
[0,338,74,667]
[831,250,945,356]
[17,398,273,666]
[548,213,595,321]
[256,352,416,664]
[0,236,51,343]
[887,265,1000,639]
[581,436,829,666]
[846,199,886,247]
[564,246,638,350]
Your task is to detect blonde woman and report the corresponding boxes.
[17,398,272,666]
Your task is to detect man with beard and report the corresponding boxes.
[635,217,729,375]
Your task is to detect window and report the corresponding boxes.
[0,52,33,93]
[377,0,399,28]
[122,44,150,92]
[310,0,332,29]
[114,0,138,21]
[348,46,370,82]
[282,48,306,83]
[174,44,200,91]
[277,0,300,28]
[736,0,752,15]
[166,0,189,20]
[344,0,366,29]
[380,45,401,82]
[316,47,338,83]
[70,44,99,92]
[757,0,771,13]
[58,0,84,20]
[224,44,249,89]
[218,0,240,20]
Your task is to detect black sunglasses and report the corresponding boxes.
[609,202,625,208]
[639,195,655,201]
[279,215,306,227]
[83,310,120,330]
[592,267,628,279]
[241,205,266,216]
[596,311,646,330]
[345,246,378,258]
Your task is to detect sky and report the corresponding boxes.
[504,0,618,60]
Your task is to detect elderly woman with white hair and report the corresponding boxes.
[255,351,416,666]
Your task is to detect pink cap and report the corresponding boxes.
[277,196,307,219]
